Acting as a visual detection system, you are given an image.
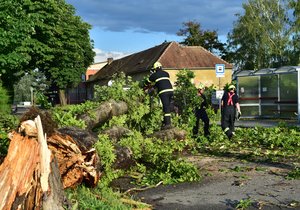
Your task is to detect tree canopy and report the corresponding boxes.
[177,21,226,58]
[226,0,294,70]
[0,0,95,104]
[289,0,300,65]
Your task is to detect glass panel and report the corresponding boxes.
[261,105,278,117]
[279,73,297,102]
[238,76,259,104]
[260,75,278,104]
[240,106,259,116]
[279,105,297,118]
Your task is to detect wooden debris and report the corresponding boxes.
[0,116,69,210]
[47,132,100,189]
[0,114,102,210]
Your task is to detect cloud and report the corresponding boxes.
[93,48,130,63]
[67,0,246,37]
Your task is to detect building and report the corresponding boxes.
[87,41,233,99]
[66,60,109,104]
[85,60,109,80]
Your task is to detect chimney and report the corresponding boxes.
[107,57,113,65]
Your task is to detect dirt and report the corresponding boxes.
[130,154,300,210]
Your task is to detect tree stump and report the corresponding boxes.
[0,115,101,210]
[0,116,69,210]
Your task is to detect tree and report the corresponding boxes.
[177,21,226,57]
[289,0,300,65]
[227,0,291,70]
[35,1,95,105]
[0,0,36,98]
[0,0,95,105]
[173,69,201,128]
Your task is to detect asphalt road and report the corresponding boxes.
[134,156,300,210]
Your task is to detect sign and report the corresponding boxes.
[216,90,224,99]
[215,64,225,77]
[211,90,224,105]
[211,92,218,105]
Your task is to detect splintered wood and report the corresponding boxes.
[0,115,100,210]
[47,133,100,188]
[0,133,41,210]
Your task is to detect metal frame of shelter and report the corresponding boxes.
[234,66,300,123]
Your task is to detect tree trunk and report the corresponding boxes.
[151,127,187,141]
[79,99,128,130]
[0,116,69,210]
[59,89,67,106]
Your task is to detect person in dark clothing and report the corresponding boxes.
[193,83,210,137]
[146,61,174,129]
[221,84,241,139]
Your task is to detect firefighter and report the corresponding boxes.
[221,84,241,139]
[146,61,174,129]
[193,83,210,138]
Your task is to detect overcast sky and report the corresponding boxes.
[65,0,247,62]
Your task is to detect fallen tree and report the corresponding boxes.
[151,127,187,141]
[0,116,69,210]
[79,99,128,130]
[0,114,101,209]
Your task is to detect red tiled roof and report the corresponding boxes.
[88,41,232,82]
[159,42,232,69]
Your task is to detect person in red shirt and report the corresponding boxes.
[221,84,241,139]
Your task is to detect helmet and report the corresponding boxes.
[152,61,162,70]
[228,84,236,90]
[198,83,205,89]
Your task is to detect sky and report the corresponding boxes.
[65,0,247,63]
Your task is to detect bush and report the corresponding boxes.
[0,84,11,114]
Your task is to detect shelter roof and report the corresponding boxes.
[234,66,300,77]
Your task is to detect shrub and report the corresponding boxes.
[0,84,11,114]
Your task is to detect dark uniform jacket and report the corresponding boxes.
[199,94,207,110]
[148,70,173,95]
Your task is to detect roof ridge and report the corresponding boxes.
[196,45,232,66]
[178,43,232,66]
[157,41,173,62]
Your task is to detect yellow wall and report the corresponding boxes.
[166,69,232,90]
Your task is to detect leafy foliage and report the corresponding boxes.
[0,84,19,158]
[0,84,11,114]
[198,123,300,162]
[236,198,253,210]
[54,72,300,209]
[52,101,99,129]
[177,21,226,57]
[94,73,162,133]
[227,0,292,69]
[0,0,95,104]
[286,167,300,180]
[173,69,202,130]
[66,185,131,210]
[118,131,200,185]
[289,0,300,65]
